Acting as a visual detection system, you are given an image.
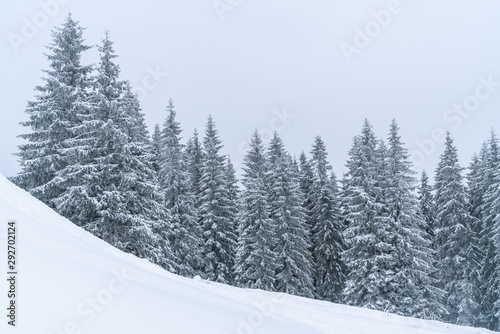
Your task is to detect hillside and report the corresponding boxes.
[0,174,493,334]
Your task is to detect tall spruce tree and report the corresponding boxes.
[103,83,175,270]
[418,170,446,320]
[343,120,444,318]
[434,133,480,326]
[267,133,314,298]
[185,129,204,208]
[343,120,387,310]
[52,30,119,228]
[479,131,500,330]
[158,99,202,277]
[234,131,278,290]
[466,147,489,328]
[384,120,443,318]
[151,123,162,173]
[55,31,176,271]
[418,171,435,239]
[309,136,345,303]
[199,116,237,284]
[14,14,92,206]
[224,156,239,240]
[299,151,315,231]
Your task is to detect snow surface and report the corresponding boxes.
[0,174,494,334]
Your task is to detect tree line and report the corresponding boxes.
[12,15,500,330]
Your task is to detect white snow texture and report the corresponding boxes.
[0,174,493,334]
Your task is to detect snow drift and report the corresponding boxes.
[0,174,493,334]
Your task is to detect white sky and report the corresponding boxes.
[1,0,500,180]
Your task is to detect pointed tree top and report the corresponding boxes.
[64,11,74,24]
[359,119,377,147]
[299,151,307,162]
[269,132,284,149]
[388,119,401,142]
[390,118,398,128]
[166,99,177,121]
[205,114,215,132]
[250,129,263,146]
[489,129,499,149]
[203,115,223,150]
[167,98,175,111]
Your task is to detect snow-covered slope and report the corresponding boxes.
[0,174,493,334]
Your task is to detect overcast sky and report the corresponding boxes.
[1,0,500,181]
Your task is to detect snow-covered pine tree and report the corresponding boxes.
[478,131,500,330]
[114,84,175,269]
[199,116,237,284]
[466,146,490,328]
[343,119,387,310]
[151,123,162,173]
[343,120,444,318]
[299,151,315,231]
[102,82,175,271]
[417,170,447,319]
[338,172,350,231]
[234,131,278,290]
[13,14,92,206]
[54,31,176,271]
[159,99,183,203]
[52,30,120,228]
[309,136,345,303]
[185,128,205,257]
[224,156,239,243]
[267,133,314,298]
[434,132,481,326]
[384,120,443,319]
[158,99,202,277]
[374,138,389,206]
[467,149,488,225]
[418,171,435,239]
[185,129,204,208]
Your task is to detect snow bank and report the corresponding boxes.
[0,174,494,333]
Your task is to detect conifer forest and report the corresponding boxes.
[12,15,500,331]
